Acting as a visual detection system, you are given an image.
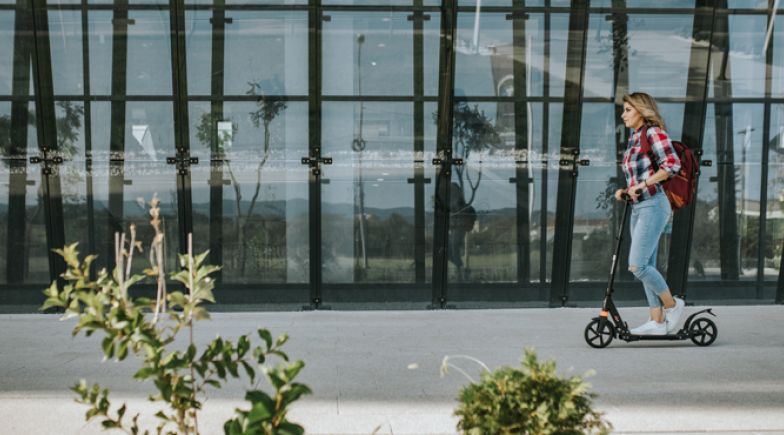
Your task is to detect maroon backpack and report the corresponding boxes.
[640,126,698,210]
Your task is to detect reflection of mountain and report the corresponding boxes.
[0,199,559,225]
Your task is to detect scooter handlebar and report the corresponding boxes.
[620,188,643,201]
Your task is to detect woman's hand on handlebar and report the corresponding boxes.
[627,182,646,201]
[616,184,644,202]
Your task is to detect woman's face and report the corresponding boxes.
[622,102,644,129]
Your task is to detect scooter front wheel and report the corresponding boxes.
[585,318,614,348]
[689,317,717,346]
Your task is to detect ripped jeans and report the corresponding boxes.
[629,192,672,308]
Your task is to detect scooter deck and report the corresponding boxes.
[620,332,687,342]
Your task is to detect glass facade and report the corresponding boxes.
[1,0,783,308]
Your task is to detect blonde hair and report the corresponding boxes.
[622,92,667,131]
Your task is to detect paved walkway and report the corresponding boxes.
[1,305,783,434]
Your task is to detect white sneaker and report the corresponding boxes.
[629,320,667,335]
[665,297,685,333]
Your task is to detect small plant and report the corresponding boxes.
[41,195,310,435]
[443,349,611,435]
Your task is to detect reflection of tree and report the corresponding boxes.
[56,102,86,204]
[1,102,83,279]
[196,80,286,277]
[435,103,502,280]
[451,102,501,205]
[354,33,369,279]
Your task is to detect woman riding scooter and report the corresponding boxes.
[616,92,685,335]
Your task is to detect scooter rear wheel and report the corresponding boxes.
[689,317,717,346]
[585,318,614,348]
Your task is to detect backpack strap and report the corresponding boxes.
[639,125,660,172]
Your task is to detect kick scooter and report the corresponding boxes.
[584,192,718,348]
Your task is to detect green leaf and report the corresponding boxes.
[257,329,272,350]
[102,336,115,360]
[240,361,255,382]
[204,379,221,389]
[134,367,156,380]
[223,419,242,435]
[277,422,305,435]
[246,402,273,425]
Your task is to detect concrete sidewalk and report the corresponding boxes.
[1,305,783,434]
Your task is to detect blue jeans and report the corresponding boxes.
[629,192,671,308]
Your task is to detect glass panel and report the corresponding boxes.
[88,11,113,96]
[55,101,90,254]
[765,105,784,281]
[127,11,172,95]
[454,13,548,98]
[90,101,177,274]
[446,101,551,285]
[0,101,47,284]
[323,0,412,7]
[322,102,425,284]
[48,10,84,96]
[727,0,768,8]
[628,14,694,98]
[446,102,512,283]
[225,0,306,4]
[709,15,767,98]
[88,11,173,96]
[423,15,441,97]
[690,104,762,282]
[184,10,211,97]
[454,12,512,97]
[583,14,613,99]
[570,103,620,282]
[222,12,308,97]
[0,11,14,96]
[87,11,171,95]
[771,18,784,97]
[323,13,413,96]
[550,14,569,98]
[188,101,310,284]
[459,0,544,6]
[592,0,695,6]
[129,0,169,6]
[584,13,694,99]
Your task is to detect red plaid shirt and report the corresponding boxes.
[622,125,681,203]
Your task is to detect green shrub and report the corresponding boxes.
[452,349,611,435]
[41,195,310,435]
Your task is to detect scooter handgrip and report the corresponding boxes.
[620,189,643,201]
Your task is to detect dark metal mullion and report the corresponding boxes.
[80,0,96,277]
[666,3,715,298]
[757,0,773,299]
[6,0,34,284]
[208,0,226,281]
[30,0,67,285]
[548,0,589,307]
[431,0,457,308]
[170,0,193,257]
[609,1,631,284]
[713,6,741,281]
[539,0,549,285]
[511,0,530,286]
[307,0,323,308]
[412,0,426,284]
[107,0,129,272]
